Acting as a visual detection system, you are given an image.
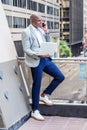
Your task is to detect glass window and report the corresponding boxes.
[54,22,59,29]
[54,8,59,16]
[38,3,45,13]
[18,0,21,7]
[47,6,53,15]
[21,18,26,28]
[6,16,12,28]
[13,0,17,6]
[64,24,69,29]
[1,0,12,5]
[18,0,26,8]
[27,0,30,9]
[14,17,19,28]
[13,17,26,28]
[27,19,30,26]
[9,0,13,5]
[63,9,69,18]
[47,21,53,29]
[27,0,37,11]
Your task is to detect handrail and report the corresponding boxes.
[52,57,87,63]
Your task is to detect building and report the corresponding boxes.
[1,0,60,57]
[69,0,83,56]
[60,0,87,56]
[60,0,69,43]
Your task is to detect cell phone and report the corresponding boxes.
[42,22,46,27]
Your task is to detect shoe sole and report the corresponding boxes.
[31,116,45,121]
[40,100,53,106]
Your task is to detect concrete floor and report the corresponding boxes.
[18,116,87,130]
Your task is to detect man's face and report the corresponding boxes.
[33,17,42,28]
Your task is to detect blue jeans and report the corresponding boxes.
[31,58,65,110]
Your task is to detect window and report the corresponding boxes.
[47,6,53,15]
[18,0,26,8]
[38,3,45,13]
[1,0,12,5]
[64,24,69,29]
[54,22,59,29]
[13,0,17,6]
[54,8,59,16]
[13,17,26,28]
[13,0,26,8]
[63,9,69,18]
[27,0,37,11]
[27,19,30,26]
[6,16,12,28]
[47,21,53,29]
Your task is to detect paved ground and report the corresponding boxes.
[18,116,87,130]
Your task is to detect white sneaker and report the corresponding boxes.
[31,110,45,121]
[40,95,53,106]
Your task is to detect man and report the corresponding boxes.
[22,13,65,121]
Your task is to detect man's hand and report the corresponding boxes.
[42,21,49,34]
[38,54,50,58]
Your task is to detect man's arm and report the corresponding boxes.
[22,30,39,59]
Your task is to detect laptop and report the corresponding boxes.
[35,42,58,56]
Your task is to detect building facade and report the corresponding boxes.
[1,0,60,57]
[60,0,87,56]
[60,0,69,43]
[69,0,83,56]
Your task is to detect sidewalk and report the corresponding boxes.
[18,116,87,130]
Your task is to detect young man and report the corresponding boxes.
[22,13,65,121]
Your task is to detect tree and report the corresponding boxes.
[59,40,72,57]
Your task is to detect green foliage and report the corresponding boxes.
[59,40,72,57]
